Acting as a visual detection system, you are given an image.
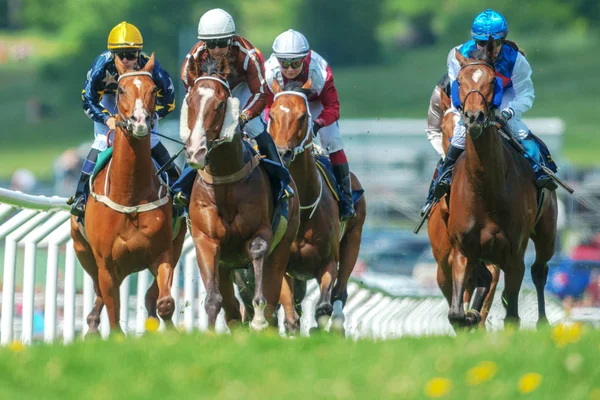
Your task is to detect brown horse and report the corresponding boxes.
[182,58,300,331]
[429,79,500,327]
[431,38,557,328]
[70,53,187,334]
[266,79,367,333]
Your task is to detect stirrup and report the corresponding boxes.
[282,186,295,200]
[536,176,558,191]
[66,195,76,205]
[173,192,189,208]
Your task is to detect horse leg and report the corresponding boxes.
[448,250,477,328]
[279,274,300,335]
[332,221,364,333]
[247,231,272,331]
[502,259,525,327]
[154,254,176,328]
[145,279,159,320]
[97,263,122,334]
[219,271,242,329]
[531,209,557,327]
[194,236,222,330]
[86,280,104,336]
[315,259,338,330]
[233,268,255,323]
[469,262,493,315]
[293,278,306,318]
[478,265,500,327]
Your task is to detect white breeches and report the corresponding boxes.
[309,102,344,154]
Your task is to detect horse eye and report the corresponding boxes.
[216,101,225,111]
[152,87,159,94]
[298,113,307,122]
[117,86,125,95]
[268,112,274,120]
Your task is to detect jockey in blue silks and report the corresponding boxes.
[421,9,558,214]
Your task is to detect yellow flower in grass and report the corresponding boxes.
[466,361,498,386]
[552,323,582,348]
[518,373,542,394]
[8,340,24,352]
[145,317,160,332]
[424,377,452,398]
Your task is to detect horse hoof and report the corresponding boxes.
[465,309,482,325]
[250,318,269,332]
[157,297,175,320]
[317,315,330,330]
[331,316,345,334]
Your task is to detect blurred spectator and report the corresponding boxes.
[10,168,37,192]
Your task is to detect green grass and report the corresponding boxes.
[0,327,597,399]
[0,33,598,180]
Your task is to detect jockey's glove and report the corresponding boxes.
[238,112,249,131]
[501,107,515,121]
[312,120,323,136]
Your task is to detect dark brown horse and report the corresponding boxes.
[267,79,367,334]
[71,54,187,334]
[431,38,557,328]
[429,78,500,327]
[182,58,300,331]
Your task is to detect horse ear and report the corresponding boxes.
[114,53,127,75]
[271,79,281,94]
[302,78,312,90]
[143,52,155,73]
[455,51,468,67]
[187,56,200,82]
[486,35,495,59]
[218,57,231,79]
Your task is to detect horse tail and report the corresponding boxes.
[504,39,526,56]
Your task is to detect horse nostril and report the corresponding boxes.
[475,111,485,124]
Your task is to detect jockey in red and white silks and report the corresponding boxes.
[264,29,356,221]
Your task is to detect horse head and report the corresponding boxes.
[268,78,314,167]
[454,36,498,139]
[114,53,157,139]
[181,57,240,170]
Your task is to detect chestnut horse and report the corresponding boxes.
[432,38,557,328]
[71,54,187,334]
[267,79,366,333]
[428,78,500,327]
[182,58,300,331]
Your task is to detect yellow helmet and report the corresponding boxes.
[107,21,143,51]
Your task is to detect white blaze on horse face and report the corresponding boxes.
[133,78,142,90]
[279,104,290,113]
[472,69,483,83]
[187,87,215,167]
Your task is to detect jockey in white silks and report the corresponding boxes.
[263,29,356,221]
[421,9,558,214]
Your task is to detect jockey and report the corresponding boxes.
[422,9,558,213]
[69,21,178,218]
[264,29,356,221]
[173,8,293,207]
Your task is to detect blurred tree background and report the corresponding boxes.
[0,0,599,180]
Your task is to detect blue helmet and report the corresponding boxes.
[471,9,508,41]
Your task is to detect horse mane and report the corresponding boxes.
[281,80,313,98]
[201,57,238,81]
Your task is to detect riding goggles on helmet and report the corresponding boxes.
[476,38,503,48]
[205,38,232,49]
[278,57,304,69]
[114,51,139,61]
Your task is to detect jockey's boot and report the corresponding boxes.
[521,137,558,191]
[68,148,100,218]
[420,158,444,216]
[171,164,197,209]
[254,131,295,201]
[432,144,464,199]
[151,142,180,185]
[332,163,356,221]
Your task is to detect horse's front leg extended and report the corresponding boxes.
[194,235,222,330]
[247,229,272,331]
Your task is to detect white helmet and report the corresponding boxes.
[272,29,310,58]
[197,8,236,40]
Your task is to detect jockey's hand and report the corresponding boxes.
[312,120,323,136]
[106,117,117,130]
[501,107,515,121]
[238,112,249,131]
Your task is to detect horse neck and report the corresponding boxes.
[205,133,245,176]
[109,128,156,204]
[464,124,507,206]
[288,147,320,204]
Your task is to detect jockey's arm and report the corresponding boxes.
[315,67,340,127]
[506,53,534,117]
[150,57,176,119]
[82,54,113,124]
[240,48,268,120]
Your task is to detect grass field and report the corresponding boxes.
[0,33,598,180]
[0,325,597,399]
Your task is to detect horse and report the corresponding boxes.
[430,37,557,329]
[428,76,501,328]
[181,57,300,331]
[266,79,366,334]
[70,53,187,334]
